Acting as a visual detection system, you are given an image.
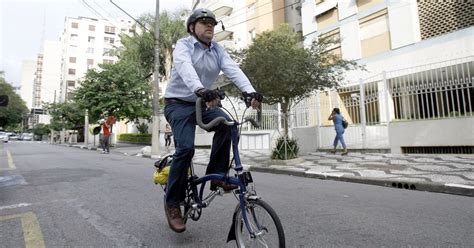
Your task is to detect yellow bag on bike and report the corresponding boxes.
[154,166,170,185]
[153,155,172,185]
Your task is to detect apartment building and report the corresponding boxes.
[59,16,132,102]
[18,40,62,128]
[192,0,302,49]
[294,0,474,153]
[20,60,36,109]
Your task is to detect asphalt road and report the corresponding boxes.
[1,142,473,247]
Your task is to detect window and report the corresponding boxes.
[316,7,338,29]
[67,80,75,87]
[87,59,94,69]
[88,36,95,43]
[71,22,78,28]
[104,37,115,45]
[103,48,113,56]
[86,47,94,53]
[320,29,341,58]
[247,3,256,16]
[102,59,114,64]
[248,29,256,40]
[357,0,383,12]
[69,57,76,63]
[68,69,76,75]
[69,45,78,53]
[70,34,78,41]
[315,0,324,4]
[104,26,116,34]
[89,25,95,31]
[359,9,391,58]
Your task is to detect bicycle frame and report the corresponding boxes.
[187,100,262,237]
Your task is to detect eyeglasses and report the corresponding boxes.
[197,18,216,26]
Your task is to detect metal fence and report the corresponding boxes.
[235,57,473,150]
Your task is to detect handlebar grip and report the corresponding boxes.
[244,117,260,128]
[196,98,234,131]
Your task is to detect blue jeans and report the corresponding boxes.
[333,130,346,149]
[164,102,231,207]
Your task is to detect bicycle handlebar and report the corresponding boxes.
[196,97,234,131]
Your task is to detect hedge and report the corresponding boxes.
[117,133,151,144]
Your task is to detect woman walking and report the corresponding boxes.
[328,108,348,155]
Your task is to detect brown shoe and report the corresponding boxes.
[164,204,185,233]
[210,180,238,192]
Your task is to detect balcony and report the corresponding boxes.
[215,30,233,42]
[210,0,233,18]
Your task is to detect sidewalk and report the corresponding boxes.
[66,142,474,197]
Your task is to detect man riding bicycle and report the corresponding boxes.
[163,8,263,233]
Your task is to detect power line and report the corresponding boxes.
[224,1,301,30]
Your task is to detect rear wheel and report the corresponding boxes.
[234,199,285,248]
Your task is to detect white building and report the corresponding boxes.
[39,40,62,105]
[59,16,133,102]
[20,60,36,109]
[292,0,474,154]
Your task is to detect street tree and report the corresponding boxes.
[45,102,84,131]
[0,72,28,130]
[119,9,188,81]
[32,123,50,140]
[227,24,358,137]
[72,62,152,123]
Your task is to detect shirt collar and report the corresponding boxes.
[190,35,215,50]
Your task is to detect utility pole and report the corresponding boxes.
[84,109,89,146]
[151,0,161,158]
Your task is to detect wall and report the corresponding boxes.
[389,117,474,153]
[292,126,318,154]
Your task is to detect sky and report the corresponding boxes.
[0,0,192,87]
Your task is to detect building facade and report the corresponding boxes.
[59,16,132,102]
[192,0,302,49]
[292,0,474,153]
[20,60,36,109]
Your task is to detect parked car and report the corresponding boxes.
[8,133,19,140]
[0,132,8,143]
[21,133,34,141]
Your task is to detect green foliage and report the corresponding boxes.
[119,10,188,80]
[136,122,149,134]
[271,136,299,160]
[72,62,152,123]
[45,102,84,131]
[118,133,151,144]
[32,123,50,140]
[0,72,29,129]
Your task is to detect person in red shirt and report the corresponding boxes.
[100,114,116,154]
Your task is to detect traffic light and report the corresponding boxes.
[0,95,8,107]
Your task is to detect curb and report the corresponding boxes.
[55,143,474,197]
[249,166,474,197]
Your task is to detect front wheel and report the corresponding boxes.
[234,199,285,248]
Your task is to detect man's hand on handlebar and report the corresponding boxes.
[195,88,224,109]
[242,92,263,109]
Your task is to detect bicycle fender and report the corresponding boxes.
[226,208,238,242]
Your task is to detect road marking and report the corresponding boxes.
[0,203,32,211]
[0,212,45,248]
[7,150,16,170]
[445,183,474,189]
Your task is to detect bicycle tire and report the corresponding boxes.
[234,199,285,248]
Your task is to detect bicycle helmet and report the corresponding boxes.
[186,8,218,33]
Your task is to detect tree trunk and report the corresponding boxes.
[281,100,290,138]
[164,49,172,81]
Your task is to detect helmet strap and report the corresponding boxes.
[191,25,212,49]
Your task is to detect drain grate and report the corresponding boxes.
[401,146,474,154]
